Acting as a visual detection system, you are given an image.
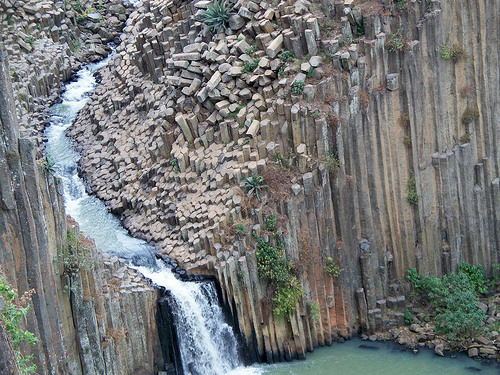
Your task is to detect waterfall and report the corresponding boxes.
[134,260,247,375]
[44,58,260,375]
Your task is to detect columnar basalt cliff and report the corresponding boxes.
[66,0,499,362]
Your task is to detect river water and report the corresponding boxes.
[43,59,499,375]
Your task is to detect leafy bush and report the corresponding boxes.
[280,48,295,62]
[404,308,414,325]
[243,173,268,201]
[255,236,303,319]
[440,43,466,62]
[385,29,407,52]
[325,257,340,277]
[406,267,486,342]
[55,229,94,279]
[265,213,276,231]
[458,262,487,294]
[170,158,180,173]
[200,0,234,34]
[434,273,485,341]
[407,174,420,205]
[461,107,479,124]
[291,80,305,95]
[0,271,37,374]
[242,58,260,73]
[235,223,246,235]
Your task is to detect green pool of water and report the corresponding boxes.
[253,337,499,375]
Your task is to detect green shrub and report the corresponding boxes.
[407,174,420,205]
[265,213,276,231]
[243,173,268,201]
[458,262,487,294]
[323,152,340,176]
[242,58,260,73]
[255,236,303,319]
[404,308,414,325]
[200,0,234,34]
[235,223,246,235]
[308,302,321,322]
[55,230,94,279]
[325,257,340,277]
[0,272,37,374]
[291,80,305,95]
[396,0,408,10]
[170,158,180,173]
[461,107,479,124]
[385,29,407,52]
[280,48,295,62]
[440,43,466,62]
[434,273,485,341]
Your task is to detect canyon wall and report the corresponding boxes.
[1,37,162,374]
[68,0,499,362]
[2,0,498,367]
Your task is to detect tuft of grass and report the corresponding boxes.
[242,58,260,73]
[385,29,407,52]
[461,107,479,124]
[440,43,466,63]
[407,174,420,205]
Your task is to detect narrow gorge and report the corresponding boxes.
[0,0,499,374]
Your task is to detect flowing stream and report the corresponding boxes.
[43,59,498,375]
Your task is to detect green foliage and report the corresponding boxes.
[70,39,81,53]
[0,272,37,374]
[461,107,479,124]
[406,267,486,342]
[273,152,292,170]
[170,158,180,173]
[243,173,268,201]
[291,80,305,95]
[256,236,303,319]
[404,308,414,325]
[357,24,365,36]
[235,223,246,235]
[306,67,315,79]
[41,155,57,175]
[280,48,295,62]
[434,273,485,341]
[265,213,276,231]
[242,58,260,73]
[308,302,321,322]
[385,29,407,52]
[440,43,466,62]
[325,257,340,277]
[200,0,234,34]
[323,152,340,176]
[245,46,257,57]
[55,230,94,279]
[492,264,500,285]
[407,174,420,205]
[458,262,487,294]
[396,0,408,10]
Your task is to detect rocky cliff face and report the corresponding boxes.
[1,40,162,374]
[4,0,499,367]
[66,0,499,362]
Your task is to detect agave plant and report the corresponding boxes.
[243,173,268,201]
[200,0,234,34]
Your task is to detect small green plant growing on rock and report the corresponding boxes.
[323,152,340,177]
[243,173,268,201]
[325,257,340,277]
[458,134,471,144]
[265,213,276,231]
[385,29,407,52]
[407,174,420,205]
[245,46,257,57]
[200,0,235,34]
[235,223,246,235]
[308,302,321,322]
[55,229,94,279]
[41,155,57,175]
[458,262,487,294]
[403,308,414,325]
[440,43,466,63]
[280,48,295,62]
[0,269,38,374]
[170,158,180,173]
[291,80,305,95]
[242,58,260,73]
[461,107,479,124]
[396,0,408,10]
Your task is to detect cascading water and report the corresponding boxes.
[43,58,258,375]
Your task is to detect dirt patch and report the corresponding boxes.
[356,0,384,15]
[262,164,301,203]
